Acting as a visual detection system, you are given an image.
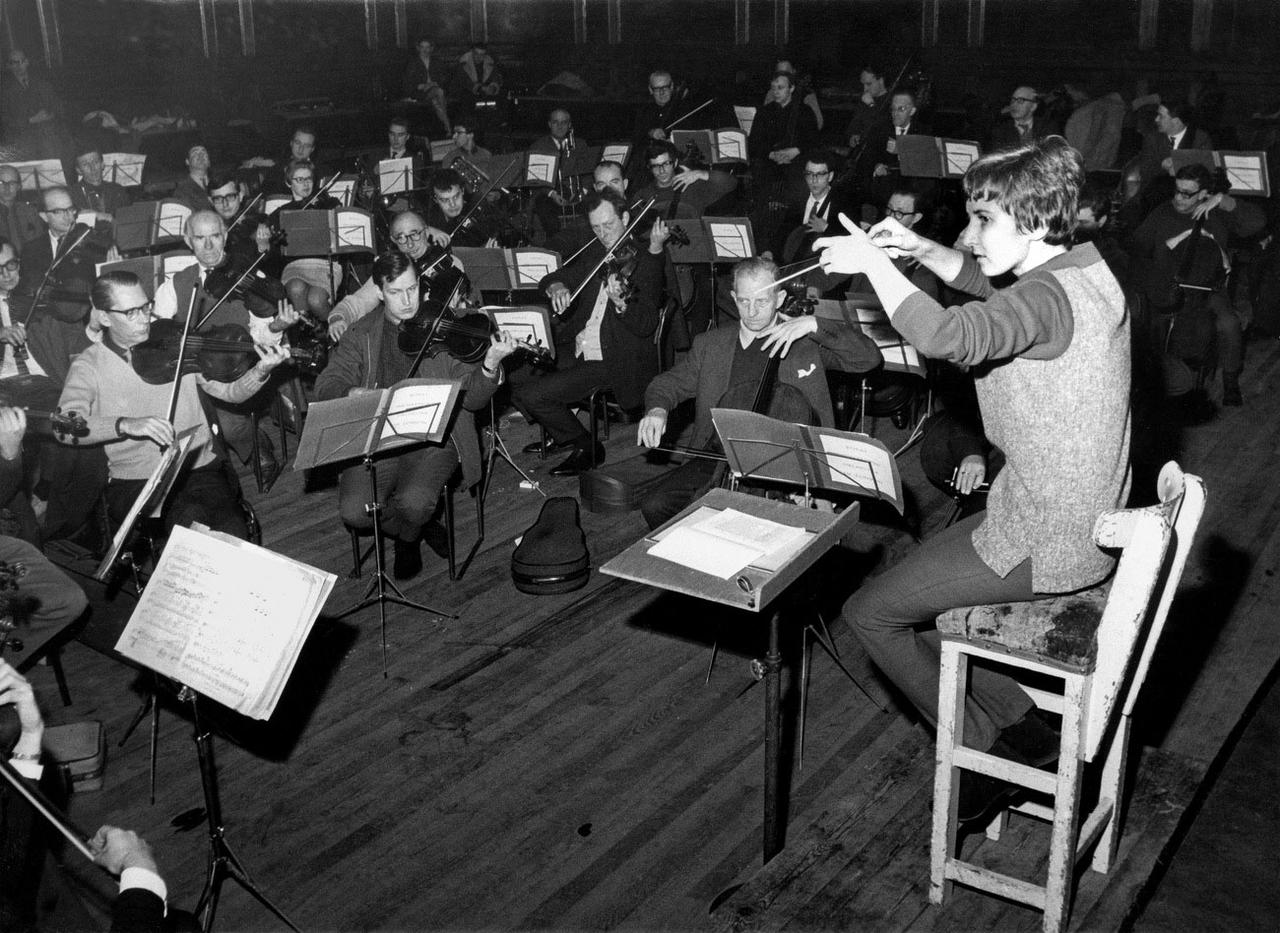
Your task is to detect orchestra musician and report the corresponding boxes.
[0,165,43,255]
[69,144,132,219]
[171,143,213,212]
[512,189,666,475]
[327,210,473,342]
[844,65,889,150]
[207,173,272,265]
[268,159,344,325]
[749,71,819,273]
[17,187,107,336]
[423,168,500,249]
[314,250,520,580]
[57,270,289,537]
[630,70,696,183]
[440,120,492,172]
[386,116,429,165]
[530,109,587,241]
[636,256,882,529]
[768,149,854,265]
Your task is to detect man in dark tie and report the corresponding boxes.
[18,187,97,329]
[530,108,587,240]
[1136,97,1213,196]
[988,85,1059,152]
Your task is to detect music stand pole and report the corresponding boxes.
[334,453,457,675]
[183,688,301,933]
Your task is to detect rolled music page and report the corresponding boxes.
[114,525,336,721]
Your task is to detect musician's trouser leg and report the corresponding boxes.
[640,459,719,531]
[36,440,107,543]
[1210,292,1243,376]
[338,446,459,544]
[0,534,88,670]
[839,512,1036,752]
[107,462,248,540]
[511,358,612,446]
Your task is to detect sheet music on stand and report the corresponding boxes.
[95,255,163,296]
[262,194,291,215]
[329,174,358,207]
[896,136,982,179]
[734,106,757,134]
[114,199,191,254]
[378,157,416,195]
[601,142,630,165]
[670,129,749,165]
[484,306,556,360]
[710,407,904,514]
[292,378,462,471]
[524,151,558,186]
[1170,148,1271,197]
[102,152,146,186]
[816,296,925,378]
[667,217,757,265]
[113,524,336,721]
[452,246,560,290]
[95,426,202,580]
[10,159,66,191]
[279,208,375,256]
[559,145,602,181]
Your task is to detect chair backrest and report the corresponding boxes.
[1083,462,1205,760]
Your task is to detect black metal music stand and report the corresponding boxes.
[181,687,301,933]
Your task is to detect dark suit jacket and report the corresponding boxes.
[864,119,932,175]
[538,243,664,409]
[645,316,882,450]
[18,228,96,324]
[989,115,1061,152]
[778,188,857,263]
[1137,126,1214,188]
[0,201,43,255]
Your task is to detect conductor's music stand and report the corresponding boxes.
[294,380,463,674]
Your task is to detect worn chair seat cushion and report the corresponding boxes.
[936,584,1110,671]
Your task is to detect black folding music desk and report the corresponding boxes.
[601,487,861,863]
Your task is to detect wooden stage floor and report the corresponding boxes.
[32,337,1280,932]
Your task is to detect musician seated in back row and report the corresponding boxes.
[636,256,882,529]
[440,120,492,172]
[511,189,667,477]
[69,142,133,231]
[207,172,272,266]
[0,165,44,255]
[268,159,344,326]
[422,168,500,249]
[315,250,521,580]
[57,270,289,538]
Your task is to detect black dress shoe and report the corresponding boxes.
[549,443,605,477]
[522,437,573,456]
[956,770,1026,831]
[393,539,422,580]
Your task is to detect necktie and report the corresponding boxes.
[1,298,29,377]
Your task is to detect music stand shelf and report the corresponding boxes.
[601,487,861,862]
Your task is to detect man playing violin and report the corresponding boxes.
[513,189,667,476]
[315,250,521,580]
[152,209,299,483]
[207,173,272,266]
[57,270,289,537]
[17,187,103,331]
[636,256,881,529]
[423,168,500,250]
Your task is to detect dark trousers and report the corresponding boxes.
[36,441,107,543]
[640,458,720,530]
[107,461,248,540]
[338,444,459,543]
[512,356,613,446]
[840,511,1036,752]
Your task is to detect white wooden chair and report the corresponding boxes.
[929,462,1206,932]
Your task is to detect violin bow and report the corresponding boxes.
[195,251,272,331]
[226,191,264,234]
[664,98,716,134]
[448,159,515,238]
[164,287,201,429]
[301,171,343,210]
[567,197,656,304]
[0,757,100,863]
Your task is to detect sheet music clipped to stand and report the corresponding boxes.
[114,524,336,720]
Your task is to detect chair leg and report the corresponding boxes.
[930,641,967,906]
[445,482,457,582]
[1043,675,1088,933]
[1092,714,1131,874]
[349,527,364,579]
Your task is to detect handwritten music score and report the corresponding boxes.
[115,525,335,720]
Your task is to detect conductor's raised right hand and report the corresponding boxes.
[117,417,174,448]
[547,282,572,315]
[637,408,667,448]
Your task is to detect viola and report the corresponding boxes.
[0,374,89,438]
[129,318,327,386]
[397,304,550,365]
[203,256,289,318]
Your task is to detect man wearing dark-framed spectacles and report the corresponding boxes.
[989,84,1060,151]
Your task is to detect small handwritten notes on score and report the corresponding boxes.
[115,526,335,720]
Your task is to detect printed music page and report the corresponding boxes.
[115,525,335,720]
[328,176,357,207]
[715,130,749,163]
[815,432,902,513]
[486,306,554,359]
[102,152,146,186]
[647,507,808,579]
[336,209,375,252]
[377,378,462,448]
[512,248,559,286]
[156,200,191,240]
[601,143,630,165]
[1221,152,1267,196]
[734,105,757,134]
[378,157,414,194]
[708,222,752,259]
[525,152,557,185]
[944,140,981,177]
[11,159,65,190]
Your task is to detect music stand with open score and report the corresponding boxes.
[293,379,463,674]
[666,217,757,327]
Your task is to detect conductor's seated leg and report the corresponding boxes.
[511,357,611,476]
[0,534,88,670]
[639,458,720,531]
[338,445,460,581]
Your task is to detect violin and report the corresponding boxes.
[129,318,327,386]
[397,304,550,365]
[597,237,642,303]
[202,255,289,318]
[0,374,89,438]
